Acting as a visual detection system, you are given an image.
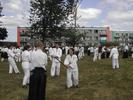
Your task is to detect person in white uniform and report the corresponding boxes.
[98,46,102,60]
[90,46,94,57]
[7,45,20,74]
[65,46,69,55]
[64,48,79,88]
[28,40,47,100]
[109,45,119,69]
[78,47,83,59]
[21,45,31,87]
[50,43,62,77]
[93,46,98,62]
[48,46,53,61]
[74,46,79,56]
[15,47,21,62]
[81,46,85,57]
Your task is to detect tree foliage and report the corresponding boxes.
[0,28,8,40]
[63,27,84,46]
[30,0,77,41]
[0,2,8,40]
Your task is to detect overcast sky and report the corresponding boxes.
[0,0,133,41]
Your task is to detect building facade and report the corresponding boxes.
[17,27,111,47]
[17,26,133,47]
[17,27,31,47]
[111,31,133,46]
[77,27,111,46]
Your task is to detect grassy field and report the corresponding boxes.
[0,56,133,100]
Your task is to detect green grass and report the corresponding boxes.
[0,56,133,100]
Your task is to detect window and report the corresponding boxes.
[88,30,92,33]
[126,33,128,36]
[94,30,98,33]
[95,36,98,40]
[116,33,119,35]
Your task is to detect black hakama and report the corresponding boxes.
[106,51,110,58]
[101,52,106,59]
[123,50,128,58]
[1,52,8,59]
[88,50,90,56]
[28,68,47,100]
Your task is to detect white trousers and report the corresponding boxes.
[22,62,30,86]
[8,58,20,74]
[16,54,21,62]
[93,54,98,62]
[65,50,68,55]
[112,58,119,69]
[98,53,101,60]
[67,69,78,88]
[132,53,133,58]
[78,52,82,59]
[51,61,61,76]
[81,52,85,57]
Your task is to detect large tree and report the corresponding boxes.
[0,2,8,40]
[62,0,84,46]
[30,0,79,41]
[0,28,8,40]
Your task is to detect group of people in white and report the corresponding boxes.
[88,45,119,69]
[0,43,80,89]
[0,43,133,88]
[88,44,133,69]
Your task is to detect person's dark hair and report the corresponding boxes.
[114,44,116,47]
[7,44,13,49]
[68,48,75,54]
[23,45,30,51]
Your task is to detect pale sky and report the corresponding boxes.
[1,0,133,41]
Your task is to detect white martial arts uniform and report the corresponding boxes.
[28,48,47,100]
[74,47,78,53]
[50,48,62,76]
[110,47,119,69]
[78,47,82,59]
[125,45,129,51]
[49,47,53,61]
[7,49,20,74]
[93,47,98,62]
[81,46,85,57]
[98,47,102,60]
[65,46,69,55]
[90,46,94,56]
[21,50,31,86]
[29,48,37,71]
[30,49,48,70]
[15,48,21,62]
[64,54,79,88]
